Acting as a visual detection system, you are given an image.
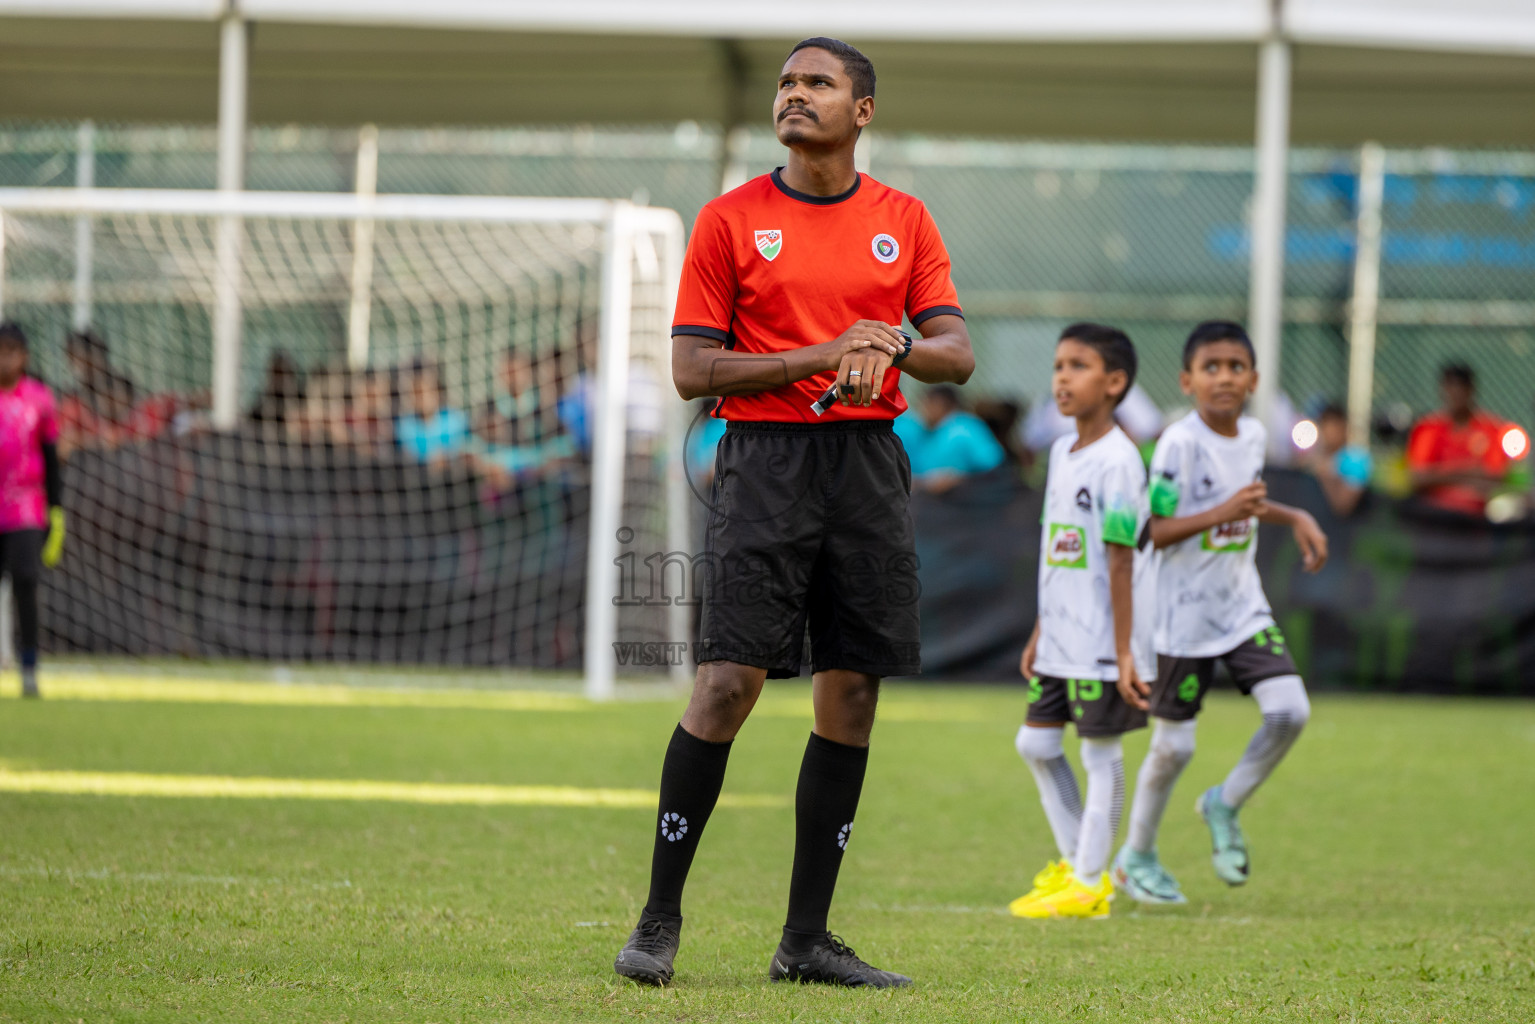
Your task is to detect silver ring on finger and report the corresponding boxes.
[848,370,863,377]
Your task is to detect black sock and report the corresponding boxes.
[783,732,869,937]
[642,724,732,919]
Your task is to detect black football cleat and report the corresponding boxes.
[768,932,911,989]
[613,910,682,986]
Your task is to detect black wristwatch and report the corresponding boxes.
[892,330,913,366]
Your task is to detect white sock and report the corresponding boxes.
[1127,718,1197,854]
[1221,675,1310,809]
[1015,725,1080,861]
[1073,736,1125,885]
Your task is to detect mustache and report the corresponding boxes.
[777,106,818,123]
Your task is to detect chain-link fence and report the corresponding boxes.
[4,121,1534,433]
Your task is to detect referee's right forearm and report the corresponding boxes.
[672,336,831,400]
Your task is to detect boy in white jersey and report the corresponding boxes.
[1010,323,1154,920]
[1113,321,1328,904]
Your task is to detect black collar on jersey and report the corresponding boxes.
[770,167,861,205]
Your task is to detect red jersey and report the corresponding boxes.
[1406,408,1511,516]
[672,169,962,422]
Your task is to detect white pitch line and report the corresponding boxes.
[0,768,786,810]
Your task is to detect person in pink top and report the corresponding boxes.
[0,323,65,698]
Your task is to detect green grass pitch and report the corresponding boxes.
[1,665,1532,1022]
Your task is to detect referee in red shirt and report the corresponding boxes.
[613,37,975,989]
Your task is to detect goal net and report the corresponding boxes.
[0,189,689,697]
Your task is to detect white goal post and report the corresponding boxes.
[0,187,690,700]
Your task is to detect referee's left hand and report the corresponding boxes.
[836,348,895,407]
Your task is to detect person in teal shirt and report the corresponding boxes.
[894,384,1005,493]
[395,358,471,466]
[1304,404,1372,516]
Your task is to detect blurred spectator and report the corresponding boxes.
[478,347,564,447]
[248,351,304,431]
[57,329,135,456]
[556,319,665,455]
[347,367,396,456]
[1303,403,1373,517]
[56,328,186,453]
[894,385,1005,494]
[1406,362,1511,518]
[395,358,471,468]
[685,398,728,490]
[289,367,352,447]
[1021,383,1162,461]
[468,347,578,489]
[972,397,1028,466]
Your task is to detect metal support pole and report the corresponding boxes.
[347,123,379,371]
[716,40,752,195]
[1249,33,1292,428]
[656,221,690,686]
[211,9,248,430]
[584,205,635,701]
[71,120,96,331]
[1346,142,1386,450]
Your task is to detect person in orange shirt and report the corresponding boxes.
[1405,363,1510,518]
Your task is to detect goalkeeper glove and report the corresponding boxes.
[41,506,65,569]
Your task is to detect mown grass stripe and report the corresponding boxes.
[0,675,990,722]
[2,676,595,711]
[0,768,786,809]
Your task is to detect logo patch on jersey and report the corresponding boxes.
[1075,487,1092,512]
[1201,518,1255,552]
[871,233,899,263]
[754,229,782,262]
[1046,523,1089,569]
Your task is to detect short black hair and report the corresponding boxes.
[789,37,876,100]
[1318,403,1347,422]
[1058,322,1137,405]
[1441,361,1475,388]
[1183,320,1255,369]
[0,321,28,350]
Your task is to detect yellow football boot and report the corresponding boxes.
[1008,859,1074,916]
[1012,870,1113,920]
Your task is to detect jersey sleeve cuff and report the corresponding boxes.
[671,324,730,343]
[910,305,964,327]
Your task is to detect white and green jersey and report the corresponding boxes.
[1034,427,1157,682]
[1148,410,1274,657]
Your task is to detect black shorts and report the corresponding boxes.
[0,529,45,585]
[1025,675,1148,738]
[1149,626,1299,721]
[695,420,920,678]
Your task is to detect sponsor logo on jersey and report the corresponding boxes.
[871,232,899,263]
[754,229,782,262]
[1201,517,1255,552]
[1046,523,1089,568]
[1075,487,1093,511]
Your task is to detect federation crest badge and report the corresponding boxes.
[871,232,899,263]
[754,229,783,262]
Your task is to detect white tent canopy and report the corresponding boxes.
[1,1,1533,141]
